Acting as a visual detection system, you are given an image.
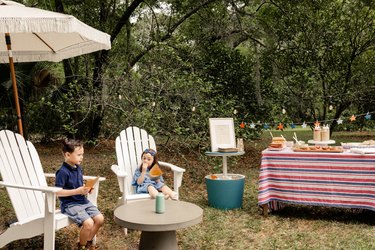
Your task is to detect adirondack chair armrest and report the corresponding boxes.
[111,164,128,194]
[158,161,185,173]
[44,173,105,206]
[111,164,127,178]
[44,173,55,178]
[0,181,61,213]
[0,181,62,193]
[159,161,185,194]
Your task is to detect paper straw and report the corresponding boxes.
[269,131,274,138]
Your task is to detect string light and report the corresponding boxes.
[231,110,374,130]
[328,95,333,111]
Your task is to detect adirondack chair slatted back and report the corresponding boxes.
[0,130,46,223]
[115,127,156,195]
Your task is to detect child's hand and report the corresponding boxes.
[142,162,148,172]
[78,186,91,195]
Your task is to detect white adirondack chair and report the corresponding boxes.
[111,126,185,205]
[0,130,105,250]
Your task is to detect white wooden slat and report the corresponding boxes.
[0,132,14,180]
[120,129,133,195]
[26,141,47,212]
[121,129,133,170]
[12,132,43,217]
[114,137,127,193]
[116,134,125,173]
[132,127,143,169]
[0,131,31,221]
[126,127,138,175]
[27,142,47,187]
[148,133,156,152]
[140,128,150,151]
[0,132,28,219]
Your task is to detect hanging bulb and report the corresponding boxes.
[233,109,238,115]
[192,106,196,112]
[282,108,286,114]
[118,94,122,100]
[152,102,156,107]
[329,104,333,110]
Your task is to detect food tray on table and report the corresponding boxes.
[293,146,343,153]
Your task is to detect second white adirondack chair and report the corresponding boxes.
[0,130,105,250]
[111,126,185,205]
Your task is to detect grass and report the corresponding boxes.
[1,130,375,249]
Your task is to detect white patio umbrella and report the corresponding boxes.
[0,0,111,135]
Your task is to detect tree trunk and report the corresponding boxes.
[253,42,263,107]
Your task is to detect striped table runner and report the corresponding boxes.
[258,148,375,212]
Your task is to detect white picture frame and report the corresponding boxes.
[209,118,236,152]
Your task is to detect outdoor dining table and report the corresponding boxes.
[258,147,375,216]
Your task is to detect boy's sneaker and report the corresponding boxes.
[77,242,86,250]
[86,240,99,249]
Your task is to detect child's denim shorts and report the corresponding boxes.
[64,201,101,226]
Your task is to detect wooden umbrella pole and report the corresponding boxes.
[5,33,23,136]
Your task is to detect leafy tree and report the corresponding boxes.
[255,0,375,132]
[1,0,373,143]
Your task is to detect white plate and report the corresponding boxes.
[350,148,375,154]
[342,143,375,149]
[267,147,285,151]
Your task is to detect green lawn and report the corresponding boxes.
[1,130,375,249]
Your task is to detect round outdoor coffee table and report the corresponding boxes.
[114,200,203,250]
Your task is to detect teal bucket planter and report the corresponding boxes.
[205,174,245,210]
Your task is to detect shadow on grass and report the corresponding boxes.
[272,204,375,225]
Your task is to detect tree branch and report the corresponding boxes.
[125,0,218,73]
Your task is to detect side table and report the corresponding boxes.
[205,151,245,177]
[205,151,245,210]
[114,200,203,250]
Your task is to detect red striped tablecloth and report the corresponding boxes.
[258,148,375,212]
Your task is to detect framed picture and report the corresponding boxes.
[209,118,236,152]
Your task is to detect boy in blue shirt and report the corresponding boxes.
[56,138,104,250]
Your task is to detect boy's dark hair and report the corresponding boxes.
[62,138,83,153]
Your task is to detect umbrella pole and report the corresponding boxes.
[5,33,23,136]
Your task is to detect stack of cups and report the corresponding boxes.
[313,125,321,141]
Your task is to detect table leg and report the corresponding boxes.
[222,155,228,177]
[262,204,268,217]
[139,230,177,250]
